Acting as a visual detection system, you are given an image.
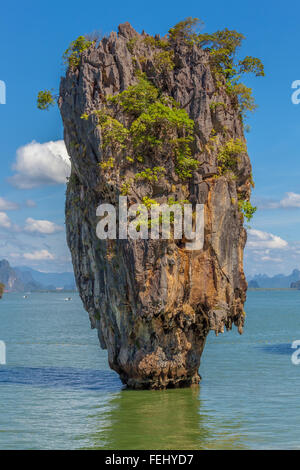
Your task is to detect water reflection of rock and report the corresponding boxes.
[88,387,230,450]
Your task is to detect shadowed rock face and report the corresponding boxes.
[60,22,250,389]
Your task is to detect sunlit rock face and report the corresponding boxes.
[60,22,250,389]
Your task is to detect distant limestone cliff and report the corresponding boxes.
[250,269,300,288]
[59,20,259,389]
[0,260,28,292]
[0,259,75,292]
[291,278,300,289]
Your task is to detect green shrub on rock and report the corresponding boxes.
[217,138,246,175]
[63,36,94,69]
[108,77,159,116]
[37,90,56,110]
[238,199,257,222]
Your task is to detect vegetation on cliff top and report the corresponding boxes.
[84,75,199,181]
[168,17,264,121]
[38,18,262,222]
[37,36,95,110]
[38,17,264,121]
[63,35,94,68]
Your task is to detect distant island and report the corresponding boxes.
[0,259,76,292]
[249,269,300,289]
[290,280,300,289]
[248,280,260,288]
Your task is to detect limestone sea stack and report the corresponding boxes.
[59,22,252,389]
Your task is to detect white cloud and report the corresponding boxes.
[24,218,63,235]
[9,253,21,258]
[259,192,300,209]
[23,250,54,261]
[277,192,300,208]
[247,229,288,250]
[261,255,283,262]
[0,212,12,229]
[0,197,19,211]
[245,238,300,277]
[10,140,71,189]
[25,199,36,208]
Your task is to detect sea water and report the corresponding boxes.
[0,290,299,449]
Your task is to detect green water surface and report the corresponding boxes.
[0,290,299,449]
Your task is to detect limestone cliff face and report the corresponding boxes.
[60,23,251,389]
[0,260,23,293]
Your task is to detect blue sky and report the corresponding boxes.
[0,0,300,275]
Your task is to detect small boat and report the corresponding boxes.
[64,297,72,301]
[23,295,28,299]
